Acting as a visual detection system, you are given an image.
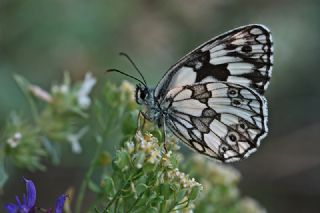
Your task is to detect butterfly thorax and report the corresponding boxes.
[135,84,164,126]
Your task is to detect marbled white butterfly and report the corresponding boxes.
[109,24,273,162]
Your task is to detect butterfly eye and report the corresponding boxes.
[140,90,146,100]
[136,86,146,104]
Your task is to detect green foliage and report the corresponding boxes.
[2,114,46,171]
[0,74,266,213]
[0,72,96,187]
[92,131,202,213]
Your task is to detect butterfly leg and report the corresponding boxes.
[137,111,146,133]
[162,120,168,153]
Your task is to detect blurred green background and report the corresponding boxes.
[1,0,319,212]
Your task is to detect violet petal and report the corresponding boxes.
[23,178,36,208]
[4,203,19,213]
[54,194,67,213]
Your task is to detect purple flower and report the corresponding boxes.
[54,194,67,213]
[5,178,36,213]
[5,178,67,213]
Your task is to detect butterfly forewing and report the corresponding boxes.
[129,24,273,162]
[163,82,268,162]
[155,24,273,102]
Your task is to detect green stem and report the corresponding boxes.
[114,196,120,213]
[75,136,103,213]
[103,170,143,212]
[126,191,145,213]
[103,181,129,212]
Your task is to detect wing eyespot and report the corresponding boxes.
[226,131,240,144]
[232,98,242,106]
[228,88,239,97]
[219,144,228,154]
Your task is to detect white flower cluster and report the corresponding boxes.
[66,126,89,154]
[134,132,162,166]
[50,72,96,109]
[167,168,202,189]
[119,80,136,103]
[52,82,70,94]
[7,132,22,148]
[77,72,97,109]
[125,141,135,154]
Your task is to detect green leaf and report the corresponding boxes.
[159,183,172,199]
[147,207,158,213]
[189,185,202,201]
[114,150,131,171]
[13,74,39,121]
[101,176,115,195]
[88,180,101,193]
[176,189,188,203]
[145,191,158,206]
[136,183,148,194]
[122,112,137,135]
[0,160,8,189]
[13,74,30,92]
[42,137,61,165]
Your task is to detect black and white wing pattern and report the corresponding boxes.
[155,24,273,101]
[162,82,268,162]
[152,24,273,161]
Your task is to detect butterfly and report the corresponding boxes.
[109,24,273,162]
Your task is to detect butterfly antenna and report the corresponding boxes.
[119,52,147,85]
[106,69,146,86]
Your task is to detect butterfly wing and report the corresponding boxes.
[162,82,268,162]
[155,24,273,103]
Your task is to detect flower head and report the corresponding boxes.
[7,132,23,148]
[54,194,67,213]
[29,85,53,103]
[166,168,202,189]
[5,178,67,213]
[119,80,135,104]
[66,126,89,154]
[5,178,36,213]
[77,72,96,109]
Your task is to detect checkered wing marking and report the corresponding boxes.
[155,24,273,103]
[163,82,268,162]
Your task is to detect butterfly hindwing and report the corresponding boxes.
[155,24,273,103]
[131,24,273,162]
[162,82,268,162]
